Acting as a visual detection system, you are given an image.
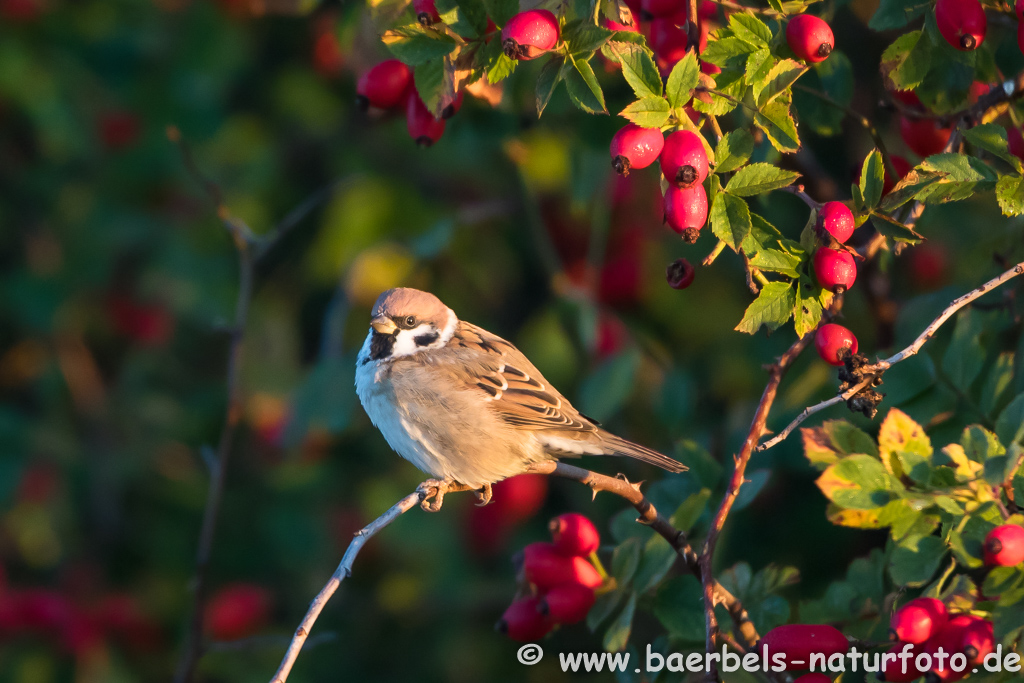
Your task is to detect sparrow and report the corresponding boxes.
[355,288,686,510]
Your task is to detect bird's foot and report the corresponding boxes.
[474,483,493,507]
[419,478,455,512]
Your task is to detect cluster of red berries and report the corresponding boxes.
[881,597,995,682]
[356,59,456,146]
[497,513,603,641]
[601,0,717,77]
[806,200,861,366]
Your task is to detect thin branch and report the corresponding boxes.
[698,331,815,681]
[757,260,1024,452]
[255,177,356,262]
[778,183,821,210]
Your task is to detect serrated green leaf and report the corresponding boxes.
[608,42,662,100]
[714,129,754,175]
[879,169,945,212]
[563,20,615,56]
[963,124,1024,173]
[382,24,458,65]
[711,191,752,250]
[414,59,447,116]
[535,57,562,117]
[619,95,670,127]
[563,57,607,114]
[725,163,800,197]
[754,93,800,153]
[821,455,899,510]
[793,279,824,338]
[922,153,997,182]
[749,249,801,278]
[880,30,930,91]
[701,36,759,66]
[745,48,774,87]
[665,52,699,109]
[889,535,947,587]
[754,59,806,109]
[869,0,930,31]
[729,14,772,45]
[487,51,517,84]
[997,174,1024,217]
[941,309,985,391]
[859,150,885,210]
[436,0,488,37]
[735,281,795,334]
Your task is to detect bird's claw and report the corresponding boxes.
[419,478,453,512]
[474,483,493,507]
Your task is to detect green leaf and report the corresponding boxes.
[735,282,795,335]
[382,24,458,65]
[413,59,447,117]
[820,455,899,510]
[889,535,947,587]
[603,592,636,652]
[997,174,1024,217]
[941,309,985,391]
[653,576,705,641]
[563,20,615,56]
[792,51,853,138]
[749,249,801,278]
[729,14,772,45]
[880,30,931,92]
[612,537,643,585]
[878,408,932,478]
[665,52,699,109]
[879,169,946,212]
[754,93,800,153]
[961,425,1005,464]
[670,488,712,533]
[609,42,662,100]
[869,0,930,31]
[700,36,759,66]
[436,0,488,37]
[487,51,517,84]
[745,48,773,87]
[481,0,517,25]
[997,393,1024,446]
[535,57,562,117]
[711,191,752,250]
[981,352,1015,417]
[754,59,806,109]
[587,589,625,631]
[563,57,607,114]
[578,348,640,421]
[793,278,824,338]
[859,150,886,210]
[963,124,1024,173]
[725,163,800,197]
[634,535,678,592]
[714,129,754,175]
[619,96,670,128]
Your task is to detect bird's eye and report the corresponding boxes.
[404,316,417,328]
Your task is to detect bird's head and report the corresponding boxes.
[364,288,458,361]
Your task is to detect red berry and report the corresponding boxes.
[356,60,413,110]
[698,0,717,21]
[760,624,848,671]
[205,583,272,642]
[0,0,41,21]
[890,89,923,108]
[958,616,994,664]
[549,513,600,556]
[312,31,345,79]
[596,312,629,358]
[604,16,639,32]
[610,124,665,176]
[908,243,948,290]
[935,0,986,51]
[890,597,948,644]
[663,184,708,243]
[793,675,832,683]
[501,10,559,61]
[413,0,440,24]
[95,594,162,651]
[666,258,695,289]
[539,583,595,624]
[1017,0,1023,19]
[1008,127,1024,160]
[497,597,552,641]
[441,91,464,119]
[406,90,446,146]
[926,615,975,680]
[786,15,833,63]
[813,247,857,293]
[983,524,1024,566]
[660,130,708,188]
[817,201,855,243]
[900,116,951,158]
[522,543,603,589]
[880,642,931,682]
[650,19,690,74]
[639,0,681,19]
[815,323,858,366]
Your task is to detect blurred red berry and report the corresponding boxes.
[539,583,595,624]
[1007,127,1024,160]
[983,524,1024,566]
[356,60,412,110]
[0,0,42,21]
[497,597,551,641]
[549,513,600,556]
[908,243,948,290]
[522,543,602,589]
[204,583,272,641]
[639,0,681,19]
[879,642,930,682]
[890,597,947,644]
[99,110,141,151]
[900,116,951,158]
[466,474,548,556]
[95,593,163,651]
[760,624,848,671]
[406,90,446,146]
[107,294,174,346]
[312,30,344,78]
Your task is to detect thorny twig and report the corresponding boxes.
[756,260,1024,452]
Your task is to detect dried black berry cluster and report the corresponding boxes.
[837,349,885,419]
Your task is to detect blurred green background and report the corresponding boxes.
[2,0,1024,681]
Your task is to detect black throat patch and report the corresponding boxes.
[368,331,396,361]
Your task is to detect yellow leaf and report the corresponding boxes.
[878,408,931,479]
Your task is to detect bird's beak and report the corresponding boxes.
[370,316,397,335]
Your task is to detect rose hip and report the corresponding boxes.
[610,124,665,176]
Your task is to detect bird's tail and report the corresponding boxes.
[600,432,687,473]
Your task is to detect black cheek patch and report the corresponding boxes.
[369,331,396,361]
[414,331,440,347]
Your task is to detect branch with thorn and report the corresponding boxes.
[756,260,1024,453]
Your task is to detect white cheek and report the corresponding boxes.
[391,323,441,358]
